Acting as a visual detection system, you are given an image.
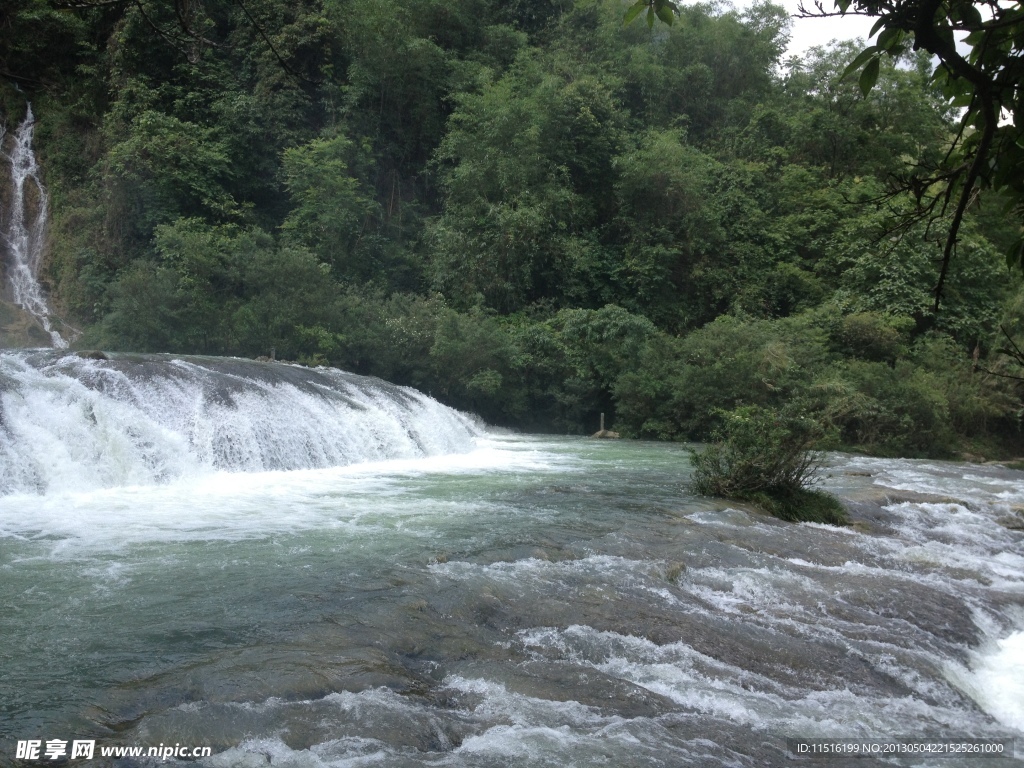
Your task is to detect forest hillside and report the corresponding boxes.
[2,0,1022,456]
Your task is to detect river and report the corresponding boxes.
[1,351,1022,766]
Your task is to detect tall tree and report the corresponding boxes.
[628,0,1024,309]
[805,0,1024,309]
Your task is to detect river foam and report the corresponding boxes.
[0,436,573,556]
[2,433,1022,766]
[970,630,1024,732]
[0,351,481,496]
[947,620,1024,734]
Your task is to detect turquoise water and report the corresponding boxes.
[2,431,1023,766]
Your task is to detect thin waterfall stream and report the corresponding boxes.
[1,351,1022,766]
[1,105,67,349]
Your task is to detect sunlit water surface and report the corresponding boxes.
[2,435,1023,767]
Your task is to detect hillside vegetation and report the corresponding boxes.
[3,0,1022,456]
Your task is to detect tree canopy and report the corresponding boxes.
[628,0,1024,309]
[2,0,1021,456]
[814,0,1024,307]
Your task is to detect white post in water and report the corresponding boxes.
[2,104,67,348]
[600,412,605,432]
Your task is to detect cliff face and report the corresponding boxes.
[0,297,53,347]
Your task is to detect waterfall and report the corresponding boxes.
[0,351,481,495]
[1,104,67,348]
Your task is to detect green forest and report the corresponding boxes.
[3,0,1023,457]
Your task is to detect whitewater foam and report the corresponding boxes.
[517,624,993,737]
[0,352,484,496]
[947,613,1024,735]
[0,437,576,556]
[968,630,1024,733]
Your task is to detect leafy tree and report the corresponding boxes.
[107,110,240,230]
[820,187,1007,343]
[614,314,829,439]
[428,308,527,421]
[96,260,187,351]
[689,405,848,524]
[801,0,1024,306]
[281,132,379,281]
[630,0,1023,309]
[0,0,92,88]
[98,219,346,357]
[778,43,951,179]
[613,129,771,329]
[429,52,625,312]
[544,304,660,428]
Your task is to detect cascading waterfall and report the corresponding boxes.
[0,350,480,495]
[1,104,67,348]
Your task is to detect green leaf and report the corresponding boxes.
[869,16,886,36]
[956,4,983,29]
[964,30,984,46]
[840,46,879,81]
[836,0,851,12]
[654,0,674,26]
[623,0,647,27]
[1005,237,1024,272]
[876,27,903,51]
[859,57,880,96]
[646,6,654,28]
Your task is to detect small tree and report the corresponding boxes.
[690,406,848,525]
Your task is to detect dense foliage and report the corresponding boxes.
[690,406,848,524]
[3,0,1023,457]
[824,0,1024,303]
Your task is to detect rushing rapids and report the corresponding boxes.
[0,372,1021,766]
[0,350,479,495]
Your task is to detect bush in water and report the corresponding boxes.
[690,405,848,525]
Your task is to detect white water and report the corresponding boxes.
[0,351,480,495]
[967,630,1024,732]
[1,105,67,348]
[0,379,1022,766]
